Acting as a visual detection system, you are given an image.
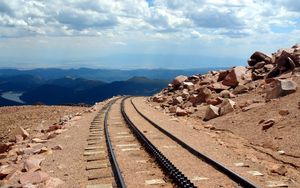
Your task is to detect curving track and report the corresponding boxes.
[96,96,259,187]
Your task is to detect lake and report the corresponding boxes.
[1,91,25,104]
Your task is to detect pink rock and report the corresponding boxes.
[222,66,247,87]
[24,157,45,172]
[176,107,188,116]
[169,106,176,113]
[19,171,49,185]
[0,165,15,180]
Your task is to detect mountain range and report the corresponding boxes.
[0,67,225,106]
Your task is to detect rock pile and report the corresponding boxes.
[150,44,299,121]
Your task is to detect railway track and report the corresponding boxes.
[85,96,259,187]
[122,97,259,188]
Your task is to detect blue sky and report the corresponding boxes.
[0,0,300,69]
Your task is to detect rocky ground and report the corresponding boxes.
[0,105,87,143]
[149,44,300,186]
[0,104,95,187]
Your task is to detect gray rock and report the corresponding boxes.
[203,105,219,121]
[265,79,297,100]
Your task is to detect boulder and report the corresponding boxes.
[276,51,296,72]
[152,95,166,103]
[10,126,29,141]
[209,83,230,92]
[219,99,236,115]
[249,51,272,66]
[24,157,45,172]
[219,90,235,98]
[172,75,188,86]
[197,87,212,102]
[203,105,220,121]
[233,85,248,94]
[0,165,15,180]
[19,171,49,185]
[222,66,247,87]
[183,82,194,90]
[217,70,229,82]
[270,164,287,175]
[172,96,183,105]
[169,106,176,113]
[206,97,223,105]
[176,107,188,116]
[0,143,11,154]
[47,124,62,132]
[265,79,297,100]
[182,89,190,98]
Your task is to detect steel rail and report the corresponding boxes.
[121,97,196,188]
[104,98,126,188]
[129,97,259,188]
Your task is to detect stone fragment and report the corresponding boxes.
[183,82,194,90]
[47,124,62,132]
[242,103,264,112]
[152,95,166,103]
[206,98,222,105]
[265,79,297,100]
[43,177,64,187]
[24,157,45,172]
[270,164,287,175]
[266,180,288,187]
[32,138,47,143]
[52,145,63,150]
[173,96,183,105]
[203,124,215,130]
[219,99,236,115]
[172,75,188,86]
[0,143,11,154]
[19,171,49,185]
[219,90,235,98]
[222,66,247,87]
[278,109,289,116]
[217,70,229,81]
[233,85,248,94]
[203,105,219,121]
[0,165,15,179]
[261,119,275,130]
[176,107,188,116]
[169,106,176,113]
[209,83,230,92]
[47,132,57,139]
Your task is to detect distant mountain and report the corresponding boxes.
[0,67,227,82]
[20,76,169,105]
[0,74,43,92]
[47,77,105,91]
[0,96,22,106]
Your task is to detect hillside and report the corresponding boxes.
[20,77,169,105]
[149,44,300,170]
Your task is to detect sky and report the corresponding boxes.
[0,0,300,69]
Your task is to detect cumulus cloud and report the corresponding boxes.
[0,0,299,39]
